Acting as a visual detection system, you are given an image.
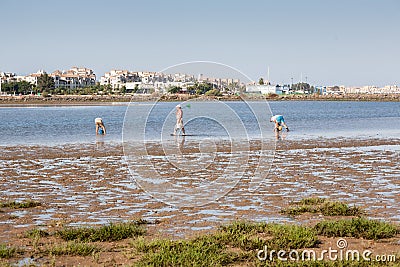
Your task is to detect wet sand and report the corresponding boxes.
[0,137,399,243]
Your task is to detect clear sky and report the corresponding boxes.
[1,0,399,86]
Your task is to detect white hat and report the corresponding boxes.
[176,104,181,108]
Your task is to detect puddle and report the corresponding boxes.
[14,257,37,267]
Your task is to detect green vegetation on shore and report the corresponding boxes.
[1,199,398,266]
[0,200,41,209]
[3,219,397,266]
[47,241,100,256]
[315,217,399,240]
[25,228,50,239]
[131,218,398,266]
[280,197,365,216]
[55,221,147,242]
[0,245,19,259]
[132,221,319,266]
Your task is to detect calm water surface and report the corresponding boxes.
[0,101,399,146]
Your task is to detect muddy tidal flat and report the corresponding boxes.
[1,137,399,243]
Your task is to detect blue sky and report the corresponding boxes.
[1,0,399,86]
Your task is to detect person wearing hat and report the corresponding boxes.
[270,115,289,132]
[174,104,186,135]
[95,117,106,135]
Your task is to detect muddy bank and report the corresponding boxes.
[0,137,399,243]
[0,93,399,105]
[276,93,400,101]
[0,136,399,265]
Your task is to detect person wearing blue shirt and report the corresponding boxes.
[95,118,106,135]
[270,115,289,132]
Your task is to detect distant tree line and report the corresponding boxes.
[291,82,315,93]
[167,82,223,96]
[2,73,243,96]
[1,80,34,95]
[0,72,128,96]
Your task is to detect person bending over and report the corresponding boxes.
[270,114,289,132]
[95,117,106,135]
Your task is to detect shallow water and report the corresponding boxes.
[1,101,399,145]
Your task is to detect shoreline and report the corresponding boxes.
[1,136,399,150]
[0,93,400,105]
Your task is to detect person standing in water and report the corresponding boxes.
[95,118,106,135]
[270,115,289,132]
[174,104,186,135]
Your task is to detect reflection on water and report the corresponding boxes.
[96,135,105,148]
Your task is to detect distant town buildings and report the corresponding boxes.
[100,70,140,89]
[99,70,243,94]
[246,83,400,95]
[51,67,96,89]
[246,82,290,95]
[342,85,399,94]
[1,68,399,95]
[24,70,46,85]
[1,67,96,91]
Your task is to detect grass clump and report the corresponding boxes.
[281,197,364,216]
[0,244,19,259]
[314,217,399,240]
[257,260,399,266]
[0,199,41,209]
[298,197,326,205]
[133,237,240,267]
[56,221,146,242]
[263,224,319,250]
[48,241,100,256]
[25,228,50,239]
[132,221,320,266]
[319,201,363,216]
[216,221,319,251]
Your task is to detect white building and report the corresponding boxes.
[51,67,96,89]
[22,70,47,86]
[246,84,284,94]
[343,85,400,94]
[100,69,140,89]
[0,72,17,83]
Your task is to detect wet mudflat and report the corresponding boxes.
[0,137,399,242]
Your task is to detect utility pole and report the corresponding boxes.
[300,73,303,92]
[305,76,308,93]
[291,77,293,90]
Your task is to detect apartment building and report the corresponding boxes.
[100,70,140,89]
[51,67,96,89]
[0,72,17,83]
